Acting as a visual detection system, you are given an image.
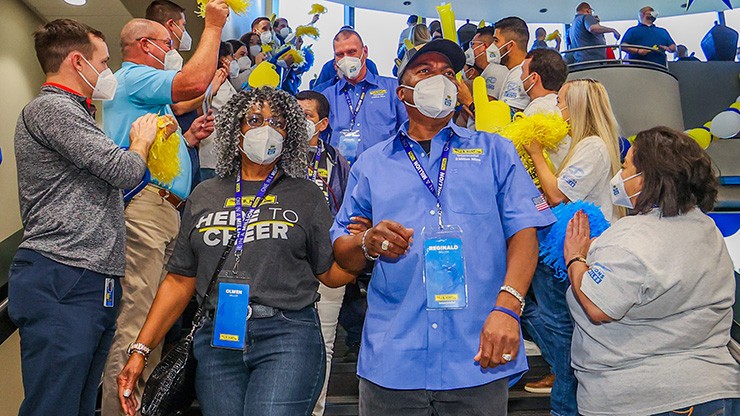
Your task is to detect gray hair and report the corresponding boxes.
[214,86,309,179]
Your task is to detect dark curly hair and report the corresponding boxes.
[214,86,308,179]
[632,126,718,217]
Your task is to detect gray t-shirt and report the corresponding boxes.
[167,173,334,310]
[570,14,606,63]
[568,208,740,416]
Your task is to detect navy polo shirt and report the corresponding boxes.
[621,23,675,66]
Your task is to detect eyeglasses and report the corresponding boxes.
[137,37,174,50]
[244,113,287,130]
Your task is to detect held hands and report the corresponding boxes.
[475,308,520,369]
[522,139,544,158]
[347,216,372,235]
[129,114,160,148]
[363,220,414,259]
[204,0,230,29]
[117,353,146,416]
[564,210,592,262]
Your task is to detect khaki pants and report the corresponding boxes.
[101,188,180,416]
[312,283,346,416]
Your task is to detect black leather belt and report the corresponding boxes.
[206,303,279,320]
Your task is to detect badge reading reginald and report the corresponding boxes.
[423,225,468,310]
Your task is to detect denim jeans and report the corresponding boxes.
[193,305,326,416]
[521,263,578,416]
[8,249,121,416]
[652,398,739,416]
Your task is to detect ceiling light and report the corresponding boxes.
[64,0,87,6]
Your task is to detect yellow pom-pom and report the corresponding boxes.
[285,48,305,65]
[296,25,320,39]
[261,43,272,53]
[196,0,250,17]
[309,3,327,15]
[148,116,182,185]
[497,112,570,187]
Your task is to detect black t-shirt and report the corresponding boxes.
[166,173,334,310]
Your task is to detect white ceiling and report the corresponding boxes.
[333,0,738,24]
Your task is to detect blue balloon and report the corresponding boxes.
[619,136,631,162]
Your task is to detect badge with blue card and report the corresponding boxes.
[422,225,468,309]
[211,271,250,350]
[337,129,361,164]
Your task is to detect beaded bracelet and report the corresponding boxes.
[361,230,379,261]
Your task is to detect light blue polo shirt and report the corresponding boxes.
[103,62,192,200]
[331,121,556,390]
[319,71,408,158]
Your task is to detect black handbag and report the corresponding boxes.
[140,231,237,416]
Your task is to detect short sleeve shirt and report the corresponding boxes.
[331,121,555,390]
[570,14,607,63]
[567,209,740,415]
[621,24,675,66]
[103,62,192,199]
[498,63,531,112]
[556,136,616,223]
[167,174,335,310]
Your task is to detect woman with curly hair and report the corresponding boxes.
[564,127,740,416]
[117,86,361,416]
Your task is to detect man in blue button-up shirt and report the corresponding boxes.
[319,29,407,163]
[332,40,555,415]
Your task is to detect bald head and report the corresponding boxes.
[120,18,168,56]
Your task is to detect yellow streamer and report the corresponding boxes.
[309,3,327,14]
[196,0,250,17]
[296,25,320,39]
[147,116,182,186]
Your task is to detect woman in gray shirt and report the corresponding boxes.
[564,127,739,416]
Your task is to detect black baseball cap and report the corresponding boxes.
[397,39,466,83]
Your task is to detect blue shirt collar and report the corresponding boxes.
[392,119,474,149]
[337,70,380,92]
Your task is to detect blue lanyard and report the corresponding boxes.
[306,140,323,182]
[233,165,278,270]
[343,85,368,128]
[399,132,452,228]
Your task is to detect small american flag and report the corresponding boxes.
[532,194,549,212]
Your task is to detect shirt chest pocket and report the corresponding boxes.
[443,162,495,215]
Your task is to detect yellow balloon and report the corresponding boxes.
[686,128,711,149]
[730,102,740,111]
[473,76,511,132]
[435,3,459,44]
[248,62,280,89]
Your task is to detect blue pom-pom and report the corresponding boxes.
[539,201,611,281]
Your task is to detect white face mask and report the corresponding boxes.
[240,125,284,165]
[237,55,252,70]
[260,31,273,44]
[228,59,240,78]
[402,75,458,119]
[337,51,364,80]
[172,23,192,51]
[306,119,317,139]
[486,40,512,65]
[147,39,183,71]
[78,56,117,100]
[279,26,291,39]
[610,169,642,209]
[522,72,535,95]
[464,43,485,66]
[249,44,263,57]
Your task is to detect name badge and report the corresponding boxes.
[422,225,468,310]
[212,272,250,350]
[337,129,361,164]
[103,277,115,308]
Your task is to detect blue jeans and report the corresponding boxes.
[193,305,326,416]
[8,249,121,416]
[652,398,739,416]
[521,263,578,416]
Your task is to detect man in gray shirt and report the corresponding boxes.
[569,2,621,63]
[8,19,158,416]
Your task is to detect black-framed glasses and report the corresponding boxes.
[244,113,287,130]
[137,37,174,50]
